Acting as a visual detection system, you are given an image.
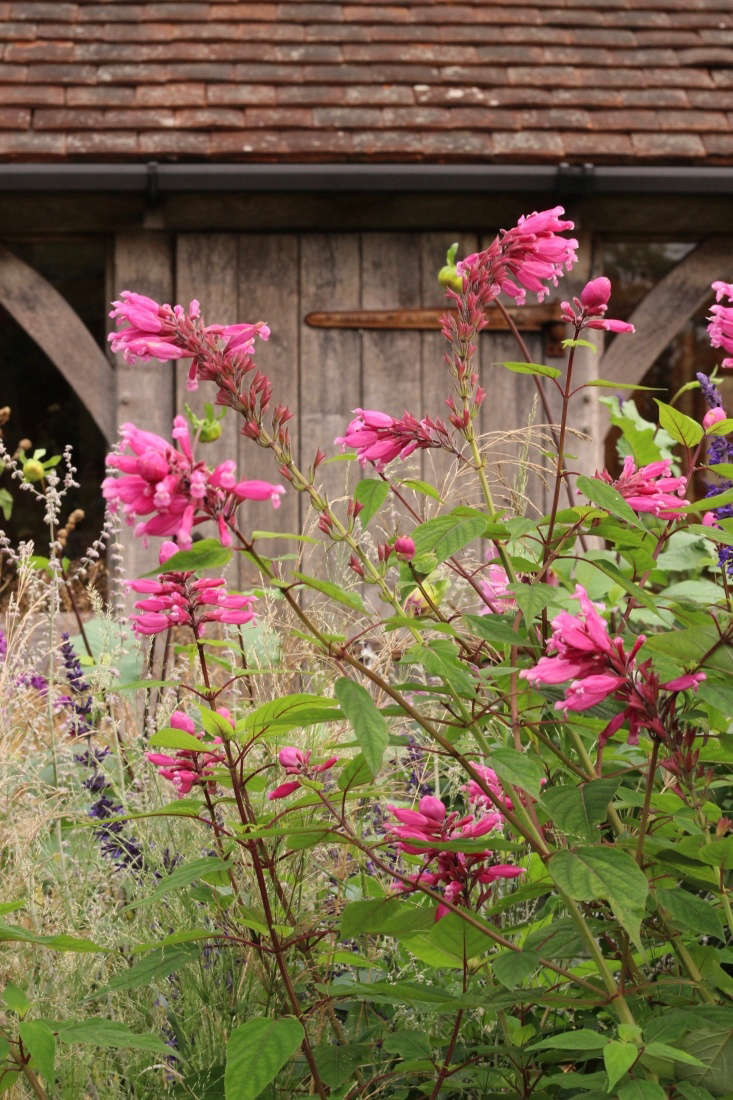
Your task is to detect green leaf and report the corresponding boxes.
[676,1025,733,1094]
[674,1083,716,1100]
[340,899,434,938]
[400,912,490,968]
[656,887,725,942]
[643,1042,705,1068]
[3,983,30,1016]
[17,1021,55,1088]
[157,538,232,574]
[493,950,540,989]
[313,1042,366,1089]
[604,1040,638,1091]
[225,1017,304,1100]
[337,754,373,791]
[654,399,703,448]
[237,693,341,739]
[334,678,388,777]
[576,475,644,530]
[148,725,208,752]
[541,778,620,842]
[401,478,441,501]
[464,613,527,646]
[617,1082,667,1100]
[409,509,490,564]
[0,488,12,521]
[54,1019,174,1057]
[549,847,649,948]
[528,1029,606,1051]
[679,487,733,513]
[0,927,104,953]
[491,747,545,799]
[354,478,389,527]
[704,417,733,437]
[124,857,230,911]
[293,572,365,612]
[403,639,476,698]
[584,379,659,391]
[93,946,199,996]
[502,360,562,380]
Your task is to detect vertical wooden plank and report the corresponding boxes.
[236,233,300,560]
[300,233,362,527]
[175,233,239,584]
[109,231,174,583]
[419,231,479,504]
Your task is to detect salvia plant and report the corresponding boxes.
[2,209,733,1100]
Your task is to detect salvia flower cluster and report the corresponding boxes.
[385,794,524,920]
[103,417,284,550]
[592,457,688,519]
[707,281,733,369]
[146,710,226,798]
[521,585,705,748]
[561,275,635,335]
[267,746,339,800]
[698,370,733,571]
[129,541,256,638]
[335,408,452,471]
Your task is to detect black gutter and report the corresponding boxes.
[0,162,732,194]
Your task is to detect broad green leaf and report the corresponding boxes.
[383,1030,432,1060]
[674,1084,716,1100]
[124,857,230,911]
[510,581,562,625]
[654,399,703,448]
[148,726,208,752]
[680,487,733,513]
[157,538,232,574]
[643,1042,705,1068]
[528,1029,606,1052]
[93,946,199,996]
[656,887,725,941]
[17,1021,55,1088]
[0,927,104,953]
[492,950,539,989]
[354,478,389,527]
[491,747,545,799]
[225,1017,304,1100]
[704,417,733,437]
[236,693,341,738]
[293,572,365,612]
[502,360,562,380]
[409,510,490,563]
[3,983,30,1015]
[313,1042,366,1089]
[576,475,644,530]
[400,912,490,968]
[548,847,649,947]
[337,754,373,791]
[334,678,388,777]
[541,778,620,841]
[618,1081,667,1100]
[401,478,441,501]
[404,640,476,698]
[604,1040,638,1090]
[340,899,434,938]
[464,613,527,646]
[54,1019,174,1056]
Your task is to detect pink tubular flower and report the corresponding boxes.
[464,763,514,812]
[108,291,270,390]
[708,281,733,368]
[479,561,516,614]
[129,541,256,638]
[267,745,338,800]
[103,417,285,549]
[393,536,416,561]
[456,206,577,307]
[592,456,688,519]
[561,274,635,335]
[521,586,706,749]
[146,710,225,797]
[385,795,524,920]
[335,409,451,471]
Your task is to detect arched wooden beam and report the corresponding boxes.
[598,237,733,387]
[0,243,115,441]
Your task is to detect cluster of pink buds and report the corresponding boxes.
[268,746,339,800]
[455,206,578,308]
[385,794,524,920]
[377,536,416,564]
[146,710,226,797]
[108,291,270,392]
[561,276,635,335]
[103,417,285,548]
[520,585,705,748]
[129,541,256,637]
[708,281,733,368]
[335,409,451,471]
[591,456,688,519]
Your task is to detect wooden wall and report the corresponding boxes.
[110,230,601,584]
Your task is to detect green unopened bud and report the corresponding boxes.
[23,459,45,483]
[438,241,464,292]
[184,402,225,444]
[199,420,222,443]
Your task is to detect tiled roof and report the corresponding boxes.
[1,0,732,163]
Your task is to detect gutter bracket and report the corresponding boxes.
[556,162,596,198]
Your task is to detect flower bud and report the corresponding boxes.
[580,276,612,313]
[703,406,727,431]
[394,536,416,561]
[22,458,45,483]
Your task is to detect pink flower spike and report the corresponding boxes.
[707,280,733,366]
[591,456,688,519]
[335,408,450,471]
